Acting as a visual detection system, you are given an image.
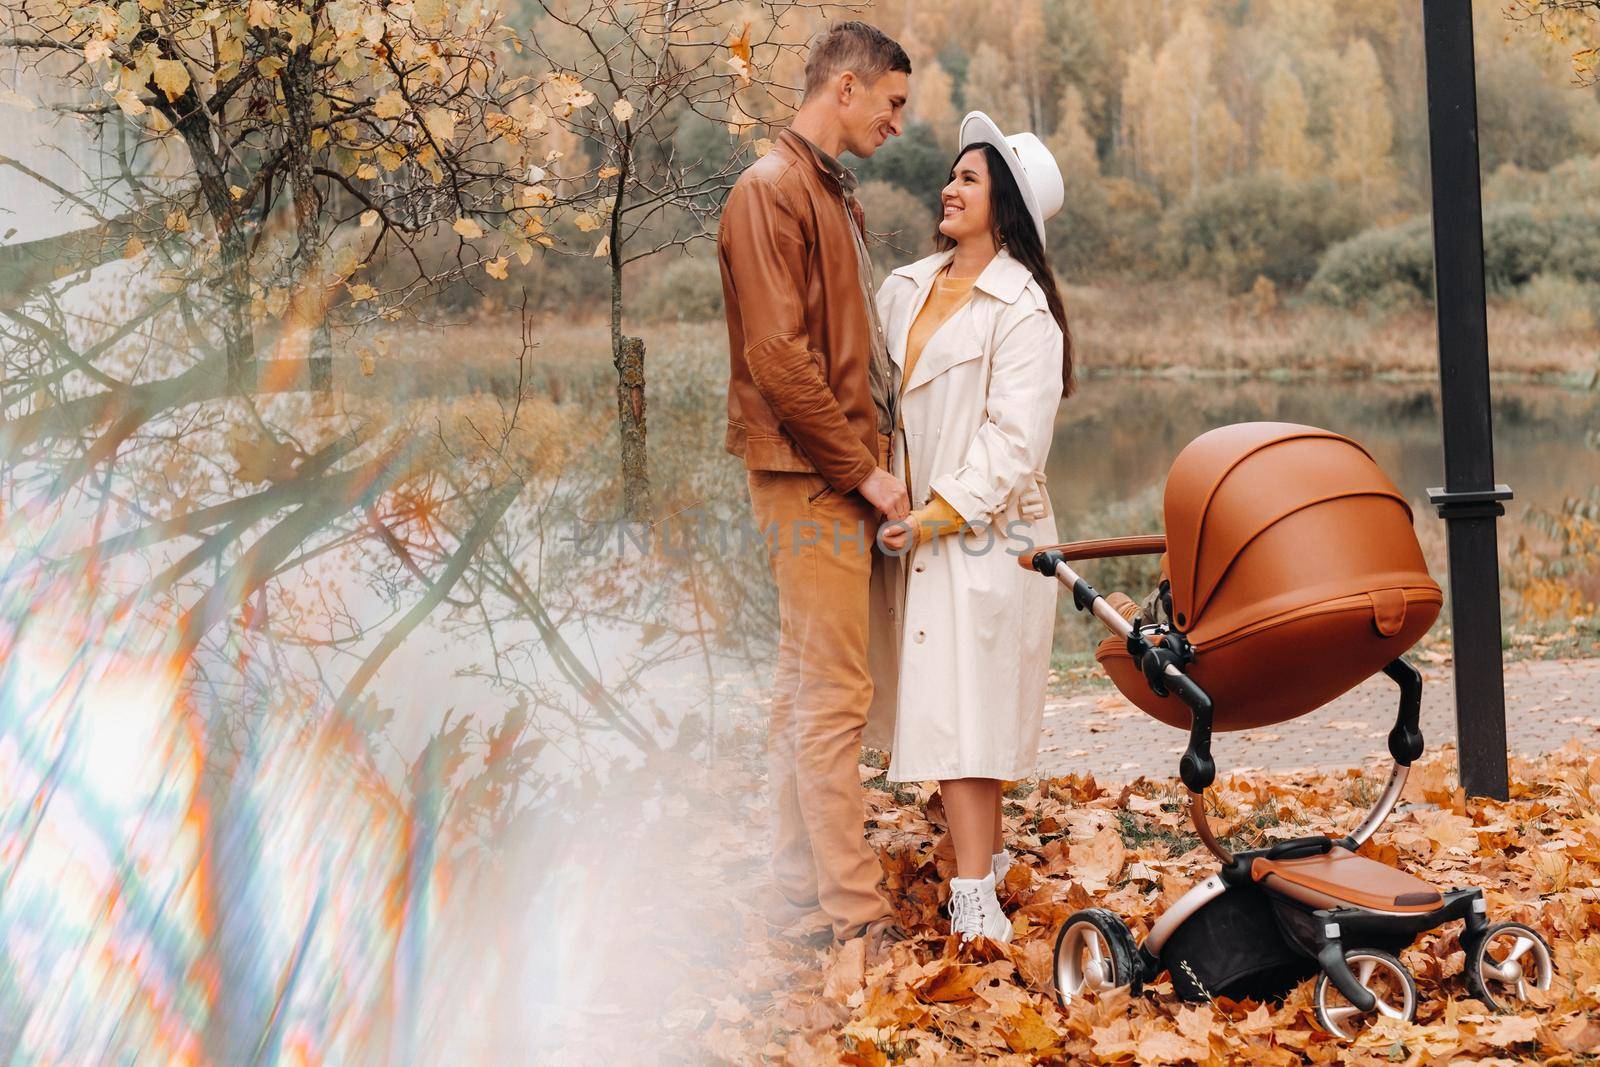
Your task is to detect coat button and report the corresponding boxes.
[913,562,925,573]
[914,630,925,643]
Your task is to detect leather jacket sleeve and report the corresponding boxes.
[720,176,878,493]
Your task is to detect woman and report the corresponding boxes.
[873,112,1075,944]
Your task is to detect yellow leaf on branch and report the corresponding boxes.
[612,98,634,122]
[113,89,146,117]
[374,90,407,119]
[726,22,753,85]
[593,234,610,258]
[484,112,522,144]
[359,209,379,227]
[424,107,457,144]
[346,282,378,301]
[414,0,447,30]
[544,73,595,114]
[452,217,484,239]
[484,256,509,280]
[573,212,601,232]
[247,0,279,30]
[281,7,312,47]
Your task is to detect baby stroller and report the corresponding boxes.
[1022,423,1555,1039]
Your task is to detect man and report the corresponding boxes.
[717,21,911,951]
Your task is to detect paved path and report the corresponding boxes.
[1035,656,1600,781]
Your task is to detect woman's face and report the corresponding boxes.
[937,148,993,246]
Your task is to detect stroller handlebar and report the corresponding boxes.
[1033,549,1218,793]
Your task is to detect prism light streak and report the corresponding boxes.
[0,517,453,1065]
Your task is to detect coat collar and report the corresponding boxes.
[777,128,857,195]
[890,247,1034,305]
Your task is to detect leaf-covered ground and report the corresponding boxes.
[548,732,1600,1065]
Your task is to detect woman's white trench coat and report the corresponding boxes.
[865,248,1064,782]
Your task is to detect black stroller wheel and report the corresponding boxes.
[1465,922,1554,1012]
[1313,949,1417,1040]
[1053,909,1137,1007]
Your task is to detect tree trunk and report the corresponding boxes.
[280,46,332,398]
[614,333,651,523]
[609,142,651,523]
[161,82,255,393]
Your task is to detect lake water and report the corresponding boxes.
[1035,375,1600,659]
[368,373,1600,750]
[1047,376,1599,527]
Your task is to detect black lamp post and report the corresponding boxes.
[1420,0,1512,800]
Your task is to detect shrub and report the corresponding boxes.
[1482,204,1558,294]
[1305,217,1434,307]
[1049,175,1163,280]
[1308,199,1600,307]
[636,254,724,322]
[853,121,952,208]
[1514,272,1600,330]
[1484,155,1600,206]
[1160,175,1364,293]
[856,179,937,275]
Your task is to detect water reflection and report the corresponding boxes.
[1049,377,1600,516]
[1042,377,1600,659]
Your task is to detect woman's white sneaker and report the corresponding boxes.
[948,871,1012,944]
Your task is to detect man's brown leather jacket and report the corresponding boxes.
[718,129,882,493]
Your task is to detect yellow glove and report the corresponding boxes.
[911,492,966,544]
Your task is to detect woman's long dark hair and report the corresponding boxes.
[934,142,1075,397]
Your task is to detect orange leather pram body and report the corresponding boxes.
[1092,423,1442,731]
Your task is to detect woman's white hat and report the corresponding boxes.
[957,111,1064,248]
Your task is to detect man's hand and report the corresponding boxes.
[877,518,914,553]
[857,467,909,520]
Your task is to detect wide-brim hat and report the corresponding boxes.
[957,111,1064,249]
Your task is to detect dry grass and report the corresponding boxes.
[395,281,1600,387]
[1063,280,1600,384]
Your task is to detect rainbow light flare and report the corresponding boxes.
[0,525,459,1064]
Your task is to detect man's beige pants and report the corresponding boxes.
[747,438,894,942]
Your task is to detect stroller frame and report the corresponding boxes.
[1029,542,1554,1037]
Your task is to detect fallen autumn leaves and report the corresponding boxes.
[549,729,1600,1065]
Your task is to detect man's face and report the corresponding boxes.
[839,69,908,159]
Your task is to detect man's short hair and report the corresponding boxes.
[803,21,911,98]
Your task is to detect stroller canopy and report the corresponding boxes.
[1097,422,1443,730]
[1164,423,1435,647]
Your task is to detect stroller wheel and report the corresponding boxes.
[1313,949,1417,1040]
[1465,922,1554,1012]
[1053,909,1137,1007]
